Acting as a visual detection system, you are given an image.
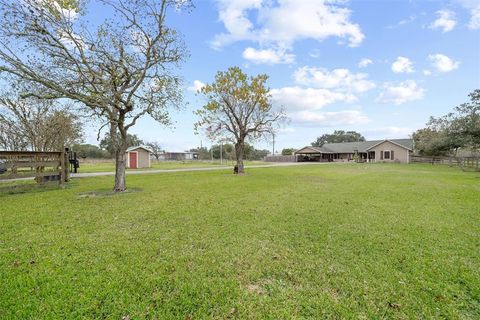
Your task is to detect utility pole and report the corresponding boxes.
[272,133,275,155]
[220,142,223,165]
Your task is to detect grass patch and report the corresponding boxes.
[77,188,142,199]
[1,163,479,318]
[78,160,271,173]
[0,180,70,196]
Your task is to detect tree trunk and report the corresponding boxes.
[234,140,245,174]
[113,141,127,192]
[112,119,127,192]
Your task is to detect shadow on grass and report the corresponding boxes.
[77,188,142,199]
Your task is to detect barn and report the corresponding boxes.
[126,146,152,169]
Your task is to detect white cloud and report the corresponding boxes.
[242,47,295,64]
[271,64,374,127]
[59,31,86,51]
[430,10,457,32]
[289,110,369,126]
[29,0,79,20]
[376,80,425,105]
[271,86,357,111]
[293,67,376,93]
[469,6,480,29]
[454,0,480,29]
[278,127,296,133]
[212,0,364,50]
[423,70,432,76]
[391,56,415,73]
[358,58,373,68]
[188,80,206,92]
[428,53,460,72]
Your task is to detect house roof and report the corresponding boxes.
[126,146,152,153]
[295,139,413,154]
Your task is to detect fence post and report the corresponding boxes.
[64,148,70,182]
[59,151,65,186]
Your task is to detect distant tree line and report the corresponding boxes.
[72,134,164,160]
[190,143,270,161]
[312,130,365,147]
[281,148,296,156]
[413,89,479,156]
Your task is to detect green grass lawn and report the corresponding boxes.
[1,164,479,318]
[78,160,270,173]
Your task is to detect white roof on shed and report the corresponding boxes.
[126,146,152,153]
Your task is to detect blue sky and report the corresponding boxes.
[84,0,480,152]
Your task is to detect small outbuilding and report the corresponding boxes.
[126,146,152,169]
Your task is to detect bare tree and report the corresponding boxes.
[0,0,188,191]
[0,96,83,151]
[145,141,163,161]
[195,67,286,174]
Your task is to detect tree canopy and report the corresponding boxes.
[145,141,163,161]
[0,0,189,191]
[72,144,109,159]
[311,130,365,147]
[413,89,480,156]
[0,96,82,151]
[99,133,144,157]
[195,66,285,173]
[281,148,296,156]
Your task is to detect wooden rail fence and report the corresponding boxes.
[410,155,480,171]
[0,150,69,184]
[265,155,297,162]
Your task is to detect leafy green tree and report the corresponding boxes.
[0,95,82,151]
[72,144,109,159]
[145,141,163,161]
[311,130,365,147]
[452,89,480,150]
[210,143,234,160]
[189,147,210,160]
[281,148,295,156]
[415,89,480,156]
[412,128,456,156]
[100,133,144,157]
[195,67,286,174]
[248,148,269,160]
[0,0,189,191]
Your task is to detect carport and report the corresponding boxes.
[294,146,332,162]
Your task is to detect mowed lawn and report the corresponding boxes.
[79,160,270,173]
[1,164,479,318]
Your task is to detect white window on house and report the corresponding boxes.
[384,151,391,159]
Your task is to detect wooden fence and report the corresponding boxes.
[0,151,68,184]
[265,155,296,162]
[410,155,479,171]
